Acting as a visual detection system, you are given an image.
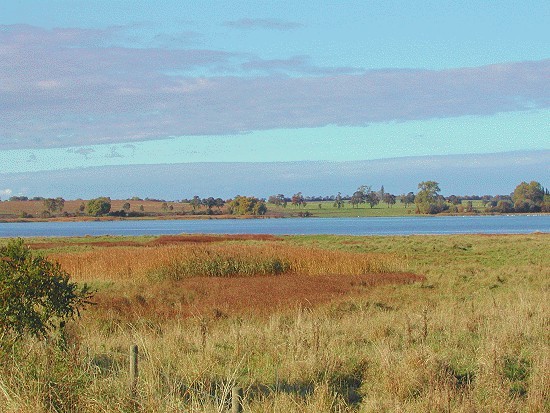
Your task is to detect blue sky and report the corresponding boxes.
[0,1,548,198]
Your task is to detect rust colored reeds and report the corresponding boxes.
[49,242,406,282]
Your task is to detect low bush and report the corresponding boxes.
[0,239,93,340]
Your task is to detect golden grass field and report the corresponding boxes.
[0,233,548,412]
[0,199,205,218]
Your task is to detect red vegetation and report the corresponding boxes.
[27,234,283,250]
[92,272,424,321]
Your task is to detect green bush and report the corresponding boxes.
[86,197,111,216]
[0,239,93,340]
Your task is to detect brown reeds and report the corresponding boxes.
[49,242,406,282]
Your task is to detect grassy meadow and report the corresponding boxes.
[0,199,490,220]
[0,233,548,412]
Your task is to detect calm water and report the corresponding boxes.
[0,215,548,237]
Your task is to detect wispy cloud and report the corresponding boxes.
[1,24,549,150]
[241,55,361,75]
[224,18,303,30]
[67,147,95,159]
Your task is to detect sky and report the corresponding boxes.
[0,1,549,199]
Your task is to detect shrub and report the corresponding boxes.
[87,197,111,216]
[0,239,93,340]
[228,195,267,215]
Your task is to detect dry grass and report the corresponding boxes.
[49,242,405,282]
[0,234,548,412]
[0,199,195,217]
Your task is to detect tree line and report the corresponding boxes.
[2,180,548,217]
[267,180,548,214]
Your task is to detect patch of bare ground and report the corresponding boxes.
[92,272,424,320]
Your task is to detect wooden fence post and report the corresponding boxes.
[231,386,243,413]
[130,344,138,400]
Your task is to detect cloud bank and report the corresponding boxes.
[1,24,549,149]
[1,151,547,199]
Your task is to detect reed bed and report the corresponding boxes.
[49,243,406,282]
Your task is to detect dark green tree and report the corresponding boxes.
[0,239,92,340]
[86,197,111,216]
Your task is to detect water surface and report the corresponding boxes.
[1,215,548,237]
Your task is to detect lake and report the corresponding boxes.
[0,215,548,237]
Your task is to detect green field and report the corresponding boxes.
[268,200,415,217]
[267,199,488,217]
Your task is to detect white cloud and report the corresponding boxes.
[1,24,549,150]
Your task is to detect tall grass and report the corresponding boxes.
[49,243,405,282]
[1,234,548,412]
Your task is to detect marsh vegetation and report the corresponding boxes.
[0,233,548,412]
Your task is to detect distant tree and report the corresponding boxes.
[122,202,131,212]
[494,200,514,213]
[350,190,365,208]
[215,198,225,210]
[43,197,65,213]
[401,192,415,207]
[228,196,267,215]
[365,191,380,208]
[383,193,396,208]
[291,192,304,208]
[415,181,447,214]
[447,195,460,205]
[161,202,169,212]
[139,205,144,212]
[333,192,344,209]
[268,194,286,207]
[512,181,544,212]
[87,197,111,216]
[203,197,216,212]
[78,203,86,213]
[190,195,202,210]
